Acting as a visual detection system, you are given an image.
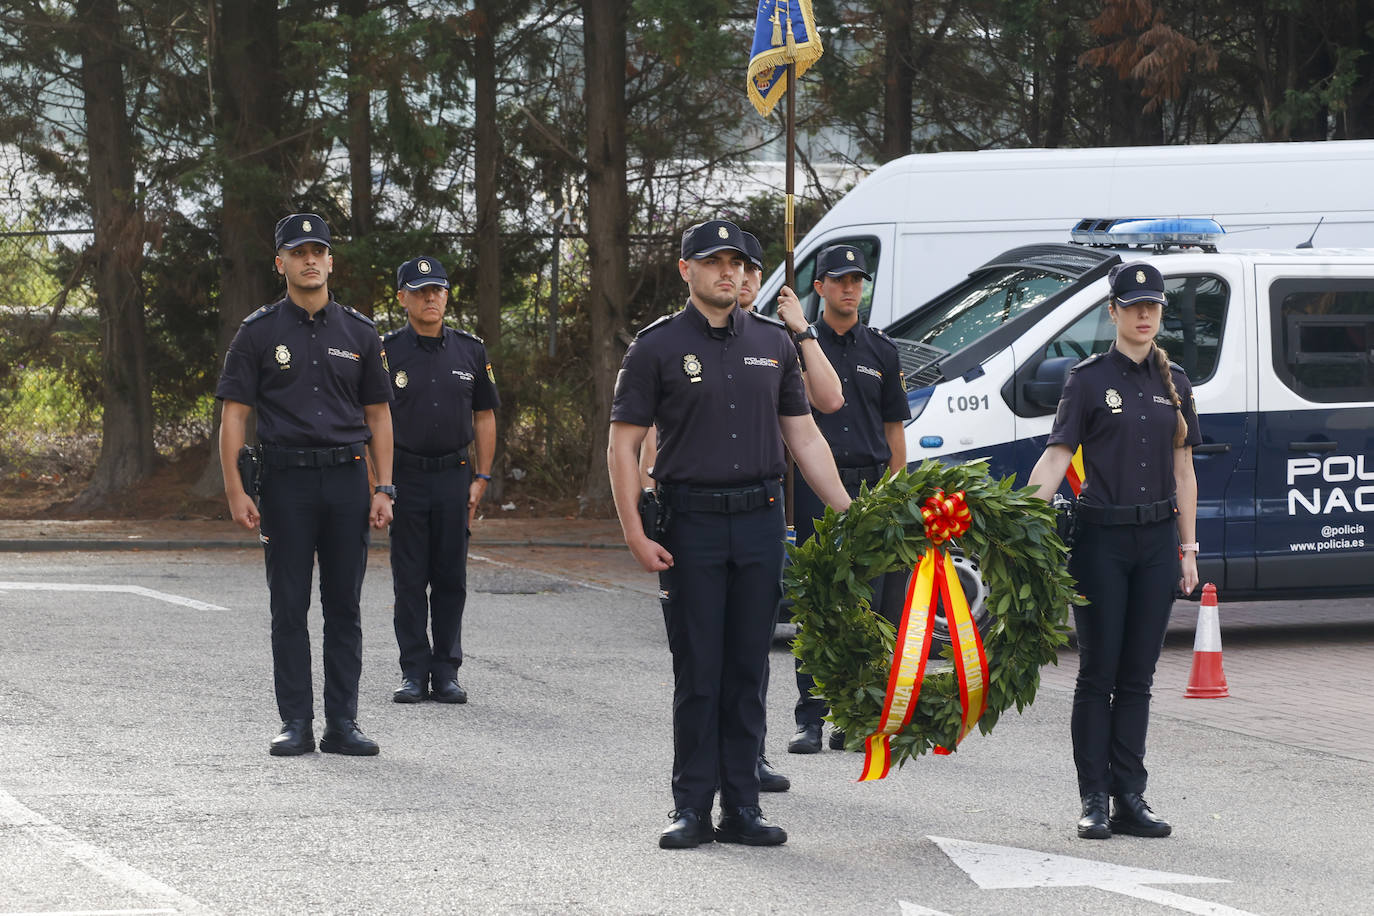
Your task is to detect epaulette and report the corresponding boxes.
[382,326,407,343]
[241,303,278,325]
[1070,352,1105,372]
[869,326,899,351]
[633,314,673,339]
[341,305,376,327]
[1169,360,1185,375]
[455,327,484,344]
[746,310,787,329]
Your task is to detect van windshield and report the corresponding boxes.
[888,267,1074,352]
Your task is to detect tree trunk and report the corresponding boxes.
[473,0,502,351]
[73,0,153,508]
[192,0,286,498]
[345,0,373,241]
[580,0,630,514]
[879,0,914,162]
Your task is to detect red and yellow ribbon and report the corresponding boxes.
[860,490,987,780]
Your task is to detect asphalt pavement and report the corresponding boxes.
[1,524,1371,914]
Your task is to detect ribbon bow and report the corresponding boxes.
[921,489,971,546]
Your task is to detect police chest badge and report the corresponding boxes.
[395,370,409,389]
[1105,387,1123,413]
[682,354,703,383]
[274,344,291,369]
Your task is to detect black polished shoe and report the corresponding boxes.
[430,677,468,704]
[269,718,315,756]
[319,719,380,756]
[659,808,715,849]
[1077,791,1111,839]
[715,806,787,846]
[1110,793,1172,837]
[788,722,822,754]
[392,677,426,704]
[757,755,791,792]
[828,728,847,751]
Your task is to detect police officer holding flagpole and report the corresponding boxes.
[608,218,851,850]
[218,213,394,758]
[384,256,499,705]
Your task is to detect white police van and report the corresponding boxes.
[887,218,1374,603]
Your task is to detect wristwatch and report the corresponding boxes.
[374,484,397,500]
[791,325,819,345]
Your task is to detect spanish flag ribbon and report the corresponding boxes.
[1065,446,1086,497]
[859,490,987,780]
[746,0,824,118]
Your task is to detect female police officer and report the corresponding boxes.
[1027,261,1201,839]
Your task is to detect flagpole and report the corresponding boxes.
[783,58,796,528]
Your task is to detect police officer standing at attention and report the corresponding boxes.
[1027,261,1200,839]
[384,256,499,705]
[218,213,394,757]
[786,244,910,755]
[609,219,852,850]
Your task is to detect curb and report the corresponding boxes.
[0,538,626,553]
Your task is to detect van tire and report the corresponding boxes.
[892,551,991,660]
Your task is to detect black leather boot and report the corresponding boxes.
[319,719,380,756]
[659,808,714,849]
[757,755,791,792]
[715,806,787,846]
[1077,792,1111,839]
[1111,793,1172,837]
[269,718,315,756]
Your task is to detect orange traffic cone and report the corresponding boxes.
[1184,583,1229,698]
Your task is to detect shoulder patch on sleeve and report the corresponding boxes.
[241,303,278,326]
[341,305,376,327]
[455,328,484,344]
[745,310,787,329]
[633,314,673,339]
[1070,352,1104,372]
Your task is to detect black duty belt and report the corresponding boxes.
[259,443,365,468]
[395,448,468,472]
[1077,497,1177,526]
[659,479,783,514]
[837,463,887,488]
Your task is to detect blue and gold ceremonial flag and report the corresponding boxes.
[746,0,824,118]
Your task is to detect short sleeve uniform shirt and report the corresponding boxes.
[611,302,809,486]
[810,321,910,467]
[383,325,501,456]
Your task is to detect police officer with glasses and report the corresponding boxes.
[609,219,851,849]
[384,256,499,706]
[217,213,394,758]
[1028,261,1201,840]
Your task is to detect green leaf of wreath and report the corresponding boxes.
[784,460,1080,768]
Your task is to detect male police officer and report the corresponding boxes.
[384,256,499,705]
[218,213,394,757]
[787,244,910,755]
[608,218,852,849]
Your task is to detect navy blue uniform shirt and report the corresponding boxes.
[611,301,809,486]
[216,297,392,446]
[808,320,909,467]
[1047,345,1202,507]
[383,325,501,456]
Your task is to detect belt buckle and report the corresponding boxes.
[726,490,748,513]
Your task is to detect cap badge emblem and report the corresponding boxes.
[1105,387,1123,413]
[418,260,430,273]
[395,370,409,389]
[274,344,291,367]
[682,354,703,383]
[717,226,729,239]
[1135,269,1146,283]
[301,219,312,232]
[846,250,855,261]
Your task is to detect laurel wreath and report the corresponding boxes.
[784,459,1079,766]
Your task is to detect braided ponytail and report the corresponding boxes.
[1152,344,1188,447]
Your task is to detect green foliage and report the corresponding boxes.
[785,459,1079,767]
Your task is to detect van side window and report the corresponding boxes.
[793,238,880,324]
[1272,280,1374,402]
[1041,275,1230,382]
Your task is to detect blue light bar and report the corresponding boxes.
[1070,217,1225,249]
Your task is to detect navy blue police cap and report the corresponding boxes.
[1109,261,1166,305]
[816,244,872,280]
[681,219,749,260]
[740,231,766,271]
[274,213,331,251]
[397,256,450,291]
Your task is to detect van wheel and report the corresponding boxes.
[892,551,990,660]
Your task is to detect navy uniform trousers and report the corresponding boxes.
[258,457,370,722]
[1068,518,1178,796]
[390,463,471,682]
[658,497,784,813]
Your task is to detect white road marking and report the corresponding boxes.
[0,789,206,914]
[0,582,226,612]
[1,910,178,915]
[930,836,1258,916]
[898,901,955,916]
[467,553,619,593]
